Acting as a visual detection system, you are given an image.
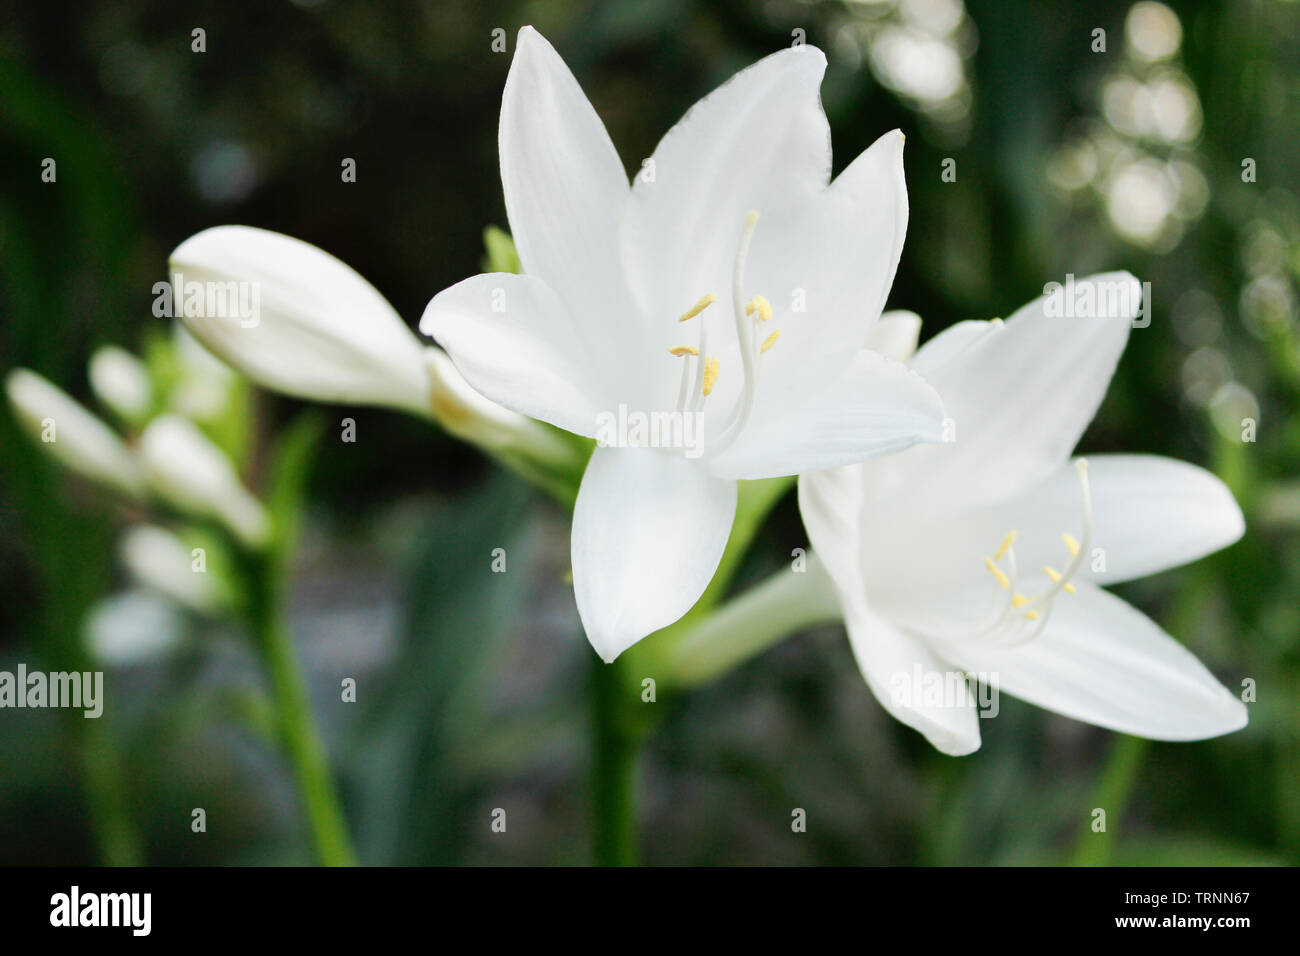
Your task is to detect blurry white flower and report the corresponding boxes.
[88,346,153,423]
[800,274,1247,754]
[84,590,184,666]
[139,414,268,548]
[422,28,945,661]
[5,368,147,498]
[120,524,223,614]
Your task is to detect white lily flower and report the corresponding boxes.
[5,368,147,498]
[120,524,223,614]
[139,414,269,548]
[800,273,1248,754]
[421,28,946,661]
[88,346,153,423]
[169,225,434,416]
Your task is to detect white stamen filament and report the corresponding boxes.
[669,211,778,452]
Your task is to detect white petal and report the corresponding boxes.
[798,466,868,600]
[709,349,945,479]
[864,310,922,362]
[572,446,736,661]
[621,46,831,329]
[841,587,981,755]
[940,454,1245,590]
[892,272,1142,510]
[169,226,430,414]
[139,415,268,548]
[500,28,640,368]
[420,273,608,438]
[937,583,1248,741]
[5,368,146,498]
[746,130,911,421]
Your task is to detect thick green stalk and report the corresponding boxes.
[1071,734,1147,866]
[590,653,640,866]
[251,581,356,867]
[78,715,143,866]
[248,413,355,866]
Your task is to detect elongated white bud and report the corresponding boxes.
[120,524,223,614]
[168,226,431,415]
[5,368,147,498]
[139,415,268,548]
[88,346,153,423]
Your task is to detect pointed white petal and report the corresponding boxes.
[5,368,147,498]
[500,28,641,368]
[936,454,1245,590]
[709,349,945,479]
[421,273,608,438]
[572,446,736,661]
[169,226,430,414]
[864,310,922,362]
[746,130,911,421]
[937,583,1247,741]
[891,272,1142,510]
[622,46,831,329]
[841,588,981,755]
[798,466,868,599]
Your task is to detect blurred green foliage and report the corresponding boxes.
[0,0,1297,865]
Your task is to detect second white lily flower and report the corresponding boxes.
[800,274,1248,754]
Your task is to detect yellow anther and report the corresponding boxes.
[1011,593,1030,608]
[990,317,1004,326]
[983,557,1010,590]
[994,530,1018,560]
[1024,610,1040,621]
[745,295,774,321]
[679,294,717,322]
[702,357,720,396]
[668,345,699,356]
[1043,565,1077,594]
[1062,533,1080,557]
[760,329,781,353]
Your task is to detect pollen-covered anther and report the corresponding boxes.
[1062,532,1080,557]
[1043,565,1077,594]
[679,294,717,322]
[668,345,699,356]
[994,530,1018,560]
[983,557,1010,589]
[745,295,774,322]
[760,329,781,353]
[702,357,720,396]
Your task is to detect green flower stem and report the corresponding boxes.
[78,714,143,866]
[1071,734,1147,866]
[245,414,355,866]
[656,555,842,690]
[247,558,356,867]
[590,653,640,866]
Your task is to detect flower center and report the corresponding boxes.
[974,458,1093,645]
[668,210,781,455]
